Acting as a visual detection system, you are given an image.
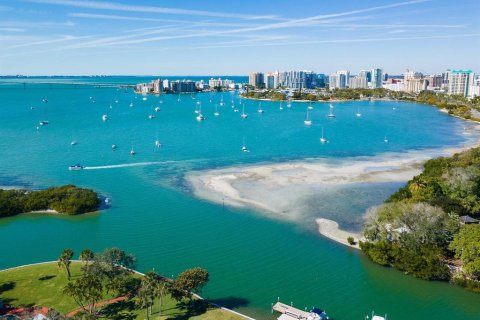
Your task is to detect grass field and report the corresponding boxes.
[0,262,247,320]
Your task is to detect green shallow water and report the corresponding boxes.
[0,78,479,320]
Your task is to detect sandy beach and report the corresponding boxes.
[186,129,480,247]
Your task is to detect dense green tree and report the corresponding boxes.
[171,267,209,301]
[58,248,74,280]
[450,225,480,279]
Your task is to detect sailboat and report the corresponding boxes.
[154,107,161,112]
[308,101,314,110]
[129,101,134,107]
[384,136,389,143]
[148,114,156,119]
[242,136,249,152]
[102,114,108,121]
[220,95,225,106]
[241,104,248,119]
[320,127,328,143]
[257,102,264,113]
[279,101,284,110]
[177,95,181,102]
[328,104,336,118]
[356,106,362,117]
[70,140,77,146]
[111,144,117,150]
[214,104,220,116]
[155,139,161,148]
[130,145,136,155]
[287,100,292,108]
[304,109,312,125]
[196,103,205,121]
[142,96,147,101]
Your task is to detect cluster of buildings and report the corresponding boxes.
[135,77,240,94]
[248,68,480,98]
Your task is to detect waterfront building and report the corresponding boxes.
[152,79,163,94]
[282,70,317,89]
[316,74,326,88]
[135,82,153,94]
[170,80,196,93]
[249,72,265,89]
[370,68,383,88]
[448,69,475,97]
[163,79,170,89]
[209,78,234,89]
[427,74,444,88]
[403,69,426,93]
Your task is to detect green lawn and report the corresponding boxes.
[0,262,247,320]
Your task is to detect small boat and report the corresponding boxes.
[308,101,314,110]
[214,105,220,116]
[70,140,77,146]
[242,137,249,153]
[258,103,264,113]
[68,164,84,171]
[177,95,181,102]
[142,96,147,101]
[196,114,205,121]
[102,114,108,121]
[154,107,161,112]
[328,104,336,118]
[220,96,225,106]
[241,104,248,119]
[148,114,155,119]
[30,106,35,110]
[39,120,49,126]
[234,108,239,112]
[155,140,161,148]
[384,136,389,143]
[365,311,387,320]
[304,109,312,125]
[279,101,284,110]
[104,198,111,205]
[42,98,48,103]
[287,101,292,108]
[129,102,134,107]
[320,127,328,143]
[130,148,136,155]
[114,99,119,104]
[111,144,117,150]
[356,106,362,117]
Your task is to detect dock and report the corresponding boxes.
[272,302,327,320]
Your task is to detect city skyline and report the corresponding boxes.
[0,0,479,75]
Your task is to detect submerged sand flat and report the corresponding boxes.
[186,142,479,246]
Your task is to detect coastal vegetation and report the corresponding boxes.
[360,147,480,289]
[0,185,100,217]
[0,248,242,319]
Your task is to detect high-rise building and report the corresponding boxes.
[152,79,163,94]
[329,70,349,89]
[249,72,265,89]
[370,68,383,88]
[349,74,368,89]
[170,80,196,93]
[282,70,317,89]
[316,74,326,88]
[448,70,475,97]
[264,71,280,89]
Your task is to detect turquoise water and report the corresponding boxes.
[0,78,479,320]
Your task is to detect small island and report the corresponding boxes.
[0,184,100,218]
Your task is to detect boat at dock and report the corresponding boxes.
[272,301,328,320]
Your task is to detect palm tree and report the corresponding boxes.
[58,248,74,280]
[136,271,160,319]
[79,248,94,266]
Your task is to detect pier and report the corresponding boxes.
[272,302,327,320]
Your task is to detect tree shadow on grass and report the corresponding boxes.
[167,300,208,320]
[208,296,250,309]
[0,282,15,295]
[100,299,136,320]
[38,275,56,281]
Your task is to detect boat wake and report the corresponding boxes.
[84,162,164,170]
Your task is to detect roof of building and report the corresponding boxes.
[451,69,473,74]
[459,215,479,223]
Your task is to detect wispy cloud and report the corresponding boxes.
[0,20,76,28]
[0,27,26,32]
[8,35,92,49]
[25,0,284,20]
[190,33,480,50]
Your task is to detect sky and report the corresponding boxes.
[0,0,479,76]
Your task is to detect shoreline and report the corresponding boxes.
[240,95,396,103]
[187,139,480,248]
